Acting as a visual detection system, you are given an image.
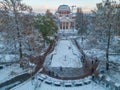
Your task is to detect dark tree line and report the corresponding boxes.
[75,7,87,35]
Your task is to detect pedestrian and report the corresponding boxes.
[49,71,51,75]
[91,60,94,64]
[81,56,83,62]
[52,71,54,76]
[95,57,98,63]
[51,54,53,60]
[68,46,71,49]
[31,77,35,85]
[38,81,41,87]
[60,66,62,71]
[81,56,85,63]
[82,36,83,42]
[91,67,94,73]
[92,75,95,80]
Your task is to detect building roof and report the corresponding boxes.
[58,5,71,12]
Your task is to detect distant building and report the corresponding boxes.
[55,5,76,30]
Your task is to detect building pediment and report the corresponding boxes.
[60,16,72,22]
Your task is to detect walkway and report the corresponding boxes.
[42,37,99,79]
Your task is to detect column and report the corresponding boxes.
[68,22,70,29]
[63,22,65,30]
[62,22,63,30]
[66,22,68,30]
[58,22,60,30]
[65,22,66,30]
[66,22,68,29]
[74,21,75,30]
[60,22,61,29]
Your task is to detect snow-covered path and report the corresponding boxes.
[47,40,82,68]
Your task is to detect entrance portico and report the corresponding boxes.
[59,17,73,30]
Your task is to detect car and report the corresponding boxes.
[38,74,47,81]
[53,81,61,86]
[74,81,83,86]
[84,80,91,85]
[45,79,52,85]
[40,74,47,79]
[38,76,44,81]
[0,65,3,69]
[64,82,73,87]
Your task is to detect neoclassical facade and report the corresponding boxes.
[55,5,75,30]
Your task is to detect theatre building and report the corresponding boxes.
[55,5,76,30]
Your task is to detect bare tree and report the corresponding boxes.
[92,0,118,70]
[0,0,32,60]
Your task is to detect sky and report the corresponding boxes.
[23,0,120,13]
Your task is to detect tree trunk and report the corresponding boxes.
[13,4,23,60]
[18,37,23,60]
[106,24,111,70]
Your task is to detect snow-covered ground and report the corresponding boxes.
[10,80,34,90]
[47,40,82,68]
[84,49,105,59]
[84,48,120,63]
[0,34,19,63]
[109,55,120,62]
[0,54,19,62]
[77,36,120,86]
[0,64,26,83]
[77,37,120,63]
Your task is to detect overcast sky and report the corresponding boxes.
[23,0,120,13]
